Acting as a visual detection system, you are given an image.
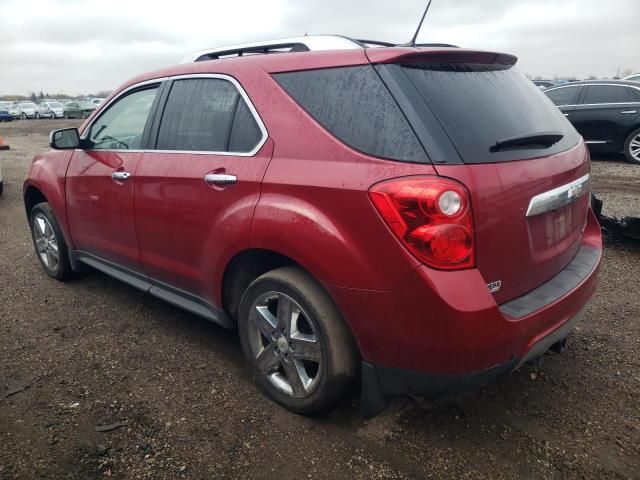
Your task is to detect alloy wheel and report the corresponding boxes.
[33,213,59,272]
[247,292,323,398]
[630,133,640,162]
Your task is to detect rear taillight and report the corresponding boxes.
[369,177,475,270]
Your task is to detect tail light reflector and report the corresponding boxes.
[369,177,475,270]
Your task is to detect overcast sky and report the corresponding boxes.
[1,0,638,95]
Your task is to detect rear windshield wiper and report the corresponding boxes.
[490,131,564,152]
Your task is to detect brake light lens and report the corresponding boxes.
[369,177,475,270]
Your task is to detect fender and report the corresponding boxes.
[23,150,75,249]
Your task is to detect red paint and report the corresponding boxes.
[24,46,601,382]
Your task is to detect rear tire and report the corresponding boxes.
[29,202,73,281]
[623,127,640,164]
[238,266,358,415]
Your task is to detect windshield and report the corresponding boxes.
[49,102,63,108]
[385,63,580,164]
[19,102,36,108]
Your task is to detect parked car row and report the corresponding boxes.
[0,100,98,120]
[544,80,640,164]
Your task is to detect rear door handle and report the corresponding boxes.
[621,110,637,115]
[111,171,131,181]
[563,113,570,117]
[204,173,237,187]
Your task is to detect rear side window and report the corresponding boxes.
[581,85,633,104]
[156,78,263,153]
[274,66,428,163]
[389,63,580,164]
[546,86,581,106]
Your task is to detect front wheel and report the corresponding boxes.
[21,113,26,120]
[35,112,40,119]
[624,128,640,164]
[238,266,358,415]
[29,202,73,280]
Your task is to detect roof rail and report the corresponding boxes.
[181,35,363,63]
[180,35,460,63]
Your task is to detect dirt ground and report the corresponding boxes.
[0,119,639,479]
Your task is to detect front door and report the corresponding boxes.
[134,76,271,304]
[66,85,161,271]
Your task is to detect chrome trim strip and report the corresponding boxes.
[585,140,607,144]
[81,73,268,158]
[525,173,591,218]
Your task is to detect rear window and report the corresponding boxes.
[274,66,428,163]
[546,86,582,106]
[386,63,580,164]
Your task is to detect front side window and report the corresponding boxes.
[581,85,633,105]
[155,78,262,153]
[89,87,158,150]
[545,86,581,106]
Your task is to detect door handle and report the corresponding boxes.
[620,110,637,115]
[204,173,237,187]
[111,171,131,181]
[563,113,570,117]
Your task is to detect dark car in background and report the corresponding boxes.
[545,80,640,164]
[0,103,14,122]
[63,101,97,119]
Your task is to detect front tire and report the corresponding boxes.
[21,113,26,120]
[29,202,73,280]
[35,112,40,119]
[238,266,358,415]
[624,128,640,164]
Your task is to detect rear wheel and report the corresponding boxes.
[29,202,73,280]
[238,266,358,415]
[21,112,26,120]
[624,128,640,164]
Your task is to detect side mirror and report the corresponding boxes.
[50,128,80,150]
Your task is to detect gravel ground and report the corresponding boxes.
[0,120,639,479]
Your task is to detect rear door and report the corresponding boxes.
[570,84,640,148]
[66,84,160,271]
[377,59,590,304]
[544,84,582,119]
[135,75,271,303]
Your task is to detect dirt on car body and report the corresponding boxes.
[1,120,639,479]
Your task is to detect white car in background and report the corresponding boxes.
[35,101,65,119]
[623,73,640,83]
[16,102,37,119]
[90,98,105,105]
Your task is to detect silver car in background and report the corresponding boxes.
[35,101,65,119]
[17,102,37,119]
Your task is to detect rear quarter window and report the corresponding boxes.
[545,86,582,106]
[274,66,428,163]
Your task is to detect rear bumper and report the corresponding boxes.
[329,209,602,414]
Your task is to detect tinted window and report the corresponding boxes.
[581,85,633,104]
[545,86,581,106]
[156,78,261,153]
[274,66,427,162]
[228,99,262,152]
[392,64,580,164]
[89,87,158,150]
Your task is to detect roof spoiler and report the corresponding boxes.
[365,48,518,67]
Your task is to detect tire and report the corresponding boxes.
[0,181,3,195]
[623,127,640,164]
[29,202,73,281]
[238,266,358,415]
[35,112,40,119]
[81,111,88,119]
[21,113,26,120]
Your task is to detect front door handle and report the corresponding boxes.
[204,173,237,187]
[621,110,637,115]
[111,171,131,181]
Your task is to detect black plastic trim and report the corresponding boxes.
[73,250,234,329]
[499,246,600,319]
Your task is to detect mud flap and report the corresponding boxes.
[360,362,389,419]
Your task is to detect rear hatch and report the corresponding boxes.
[369,49,590,304]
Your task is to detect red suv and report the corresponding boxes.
[24,36,601,417]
